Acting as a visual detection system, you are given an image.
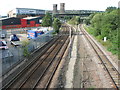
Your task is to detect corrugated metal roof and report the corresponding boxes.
[0,17,9,20]
[16,8,45,11]
[0,17,21,21]
[23,17,39,20]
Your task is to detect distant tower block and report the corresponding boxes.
[60,3,65,14]
[53,4,58,14]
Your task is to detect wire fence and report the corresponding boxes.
[1,27,54,74]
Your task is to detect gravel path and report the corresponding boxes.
[65,35,77,88]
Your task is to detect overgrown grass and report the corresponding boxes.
[84,25,95,35]
[84,24,118,56]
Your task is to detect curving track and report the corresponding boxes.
[79,24,120,89]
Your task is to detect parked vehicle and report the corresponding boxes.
[0,40,8,50]
[10,34,20,41]
[0,30,7,39]
[1,34,6,39]
[10,34,21,46]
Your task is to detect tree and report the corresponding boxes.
[42,12,52,27]
[106,6,117,13]
[84,14,95,25]
[84,18,90,25]
[68,16,81,25]
[100,10,118,40]
[90,13,103,36]
[87,8,119,55]
[76,16,81,25]
[64,16,71,21]
[22,40,30,57]
[53,18,61,33]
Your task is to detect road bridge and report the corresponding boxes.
[53,13,92,18]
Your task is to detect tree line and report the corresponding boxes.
[41,9,120,59]
[41,13,61,34]
[84,7,120,59]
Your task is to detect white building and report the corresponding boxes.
[8,8,45,18]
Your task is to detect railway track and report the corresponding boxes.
[18,36,68,89]
[79,24,120,89]
[35,36,69,89]
[2,25,70,89]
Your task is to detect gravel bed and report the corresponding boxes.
[56,38,74,88]
[79,27,113,88]
[50,25,118,88]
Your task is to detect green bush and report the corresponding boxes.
[23,47,30,57]
[21,40,30,57]
[84,8,118,58]
[53,18,61,34]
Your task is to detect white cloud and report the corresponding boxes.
[0,0,119,16]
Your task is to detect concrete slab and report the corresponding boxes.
[65,36,77,88]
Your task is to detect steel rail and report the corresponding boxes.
[80,24,119,89]
[2,36,60,89]
[18,36,68,89]
[39,36,69,89]
[3,25,70,89]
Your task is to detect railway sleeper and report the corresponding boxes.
[110,73,119,77]
[107,68,117,71]
[110,74,119,77]
[112,78,119,81]
[105,65,115,68]
[112,80,119,84]
[113,78,119,81]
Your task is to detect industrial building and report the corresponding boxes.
[1,3,101,30]
[0,17,42,29]
[8,8,45,18]
[0,8,45,29]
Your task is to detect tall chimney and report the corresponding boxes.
[118,1,120,8]
[60,3,65,14]
[53,4,58,14]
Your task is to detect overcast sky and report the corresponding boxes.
[0,0,119,16]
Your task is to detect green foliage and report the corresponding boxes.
[84,8,119,57]
[83,25,93,34]
[106,6,117,13]
[64,16,71,21]
[53,18,61,33]
[84,19,90,25]
[42,12,52,27]
[52,31,57,35]
[90,13,103,36]
[22,40,30,57]
[68,16,81,25]
[76,16,81,24]
[87,86,95,90]
[23,47,30,57]
[84,14,95,25]
[22,40,30,47]
[118,9,120,59]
